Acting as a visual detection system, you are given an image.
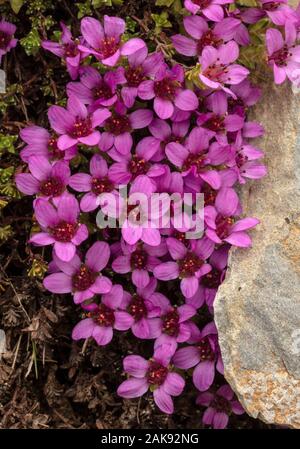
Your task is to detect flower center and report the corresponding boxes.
[269,45,290,67]
[48,136,63,159]
[127,295,147,321]
[236,152,248,168]
[99,37,119,59]
[93,304,115,327]
[64,42,79,58]
[178,252,203,277]
[154,77,178,100]
[91,177,114,195]
[71,117,92,138]
[192,0,211,7]
[183,153,206,173]
[39,177,64,197]
[211,395,231,414]
[203,114,225,133]
[198,336,215,361]
[126,66,146,87]
[173,230,189,246]
[128,156,150,177]
[203,64,227,83]
[202,268,221,289]
[263,1,279,11]
[203,185,217,206]
[0,31,10,49]
[216,215,234,239]
[93,82,112,101]
[105,114,132,136]
[162,309,180,336]
[130,249,147,270]
[49,221,77,242]
[147,361,169,386]
[197,31,223,54]
[72,264,97,291]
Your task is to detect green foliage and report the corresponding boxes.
[236,0,257,6]
[20,28,41,55]
[151,11,172,34]
[0,134,17,155]
[9,0,24,14]
[0,225,13,241]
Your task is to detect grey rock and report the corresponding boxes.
[214,80,300,428]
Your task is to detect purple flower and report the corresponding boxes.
[67,65,125,109]
[138,64,198,120]
[148,118,190,161]
[266,24,300,84]
[20,126,77,162]
[0,19,17,63]
[43,241,112,303]
[100,108,153,155]
[172,16,240,57]
[79,16,146,66]
[205,187,259,247]
[112,240,166,289]
[199,41,249,96]
[72,285,134,346]
[119,278,163,339]
[16,156,70,199]
[261,0,298,26]
[42,22,86,80]
[117,344,185,414]
[153,237,214,298]
[184,0,233,22]
[197,384,244,428]
[108,136,164,185]
[121,47,165,108]
[173,321,223,391]
[48,95,111,150]
[30,193,88,261]
[165,127,221,189]
[69,154,116,212]
[229,79,262,117]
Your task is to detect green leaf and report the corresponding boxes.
[9,0,24,14]
[20,29,41,56]
[151,12,172,34]
[156,0,175,6]
[236,0,257,6]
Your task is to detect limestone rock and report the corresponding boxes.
[214,80,300,428]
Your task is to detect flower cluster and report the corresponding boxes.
[15,4,300,428]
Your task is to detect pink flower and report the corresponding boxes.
[138,64,198,119]
[205,187,259,247]
[42,22,86,80]
[173,321,223,391]
[79,15,146,66]
[266,24,300,84]
[184,0,234,22]
[112,240,166,289]
[30,194,88,262]
[43,241,112,303]
[199,41,249,96]
[197,384,244,428]
[154,237,214,298]
[15,156,70,199]
[67,65,125,109]
[172,15,240,57]
[117,344,185,414]
[69,154,116,212]
[48,95,111,150]
[20,126,77,162]
[119,278,163,339]
[0,19,17,63]
[72,285,134,346]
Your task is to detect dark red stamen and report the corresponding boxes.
[183,153,206,173]
[202,268,221,289]
[202,184,217,206]
[49,221,77,242]
[162,309,180,336]
[178,252,203,277]
[93,82,112,101]
[147,361,168,386]
[126,66,146,87]
[127,295,147,321]
[64,42,79,58]
[154,77,178,100]
[211,395,231,414]
[198,336,215,361]
[263,1,279,11]
[71,117,92,138]
[91,177,114,195]
[72,264,97,291]
[216,215,234,239]
[105,114,131,136]
[0,31,10,49]
[48,136,63,159]
[192,0,211,7]
[130,249,147,270]
[92,304,115,327]
[39,177,64,197]
[128,156,150,177]
[197,30,223,54]
[99,37,119,59]
[203,114,225,133]
[269,45,290,67]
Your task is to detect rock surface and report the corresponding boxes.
[214,79,300,428]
